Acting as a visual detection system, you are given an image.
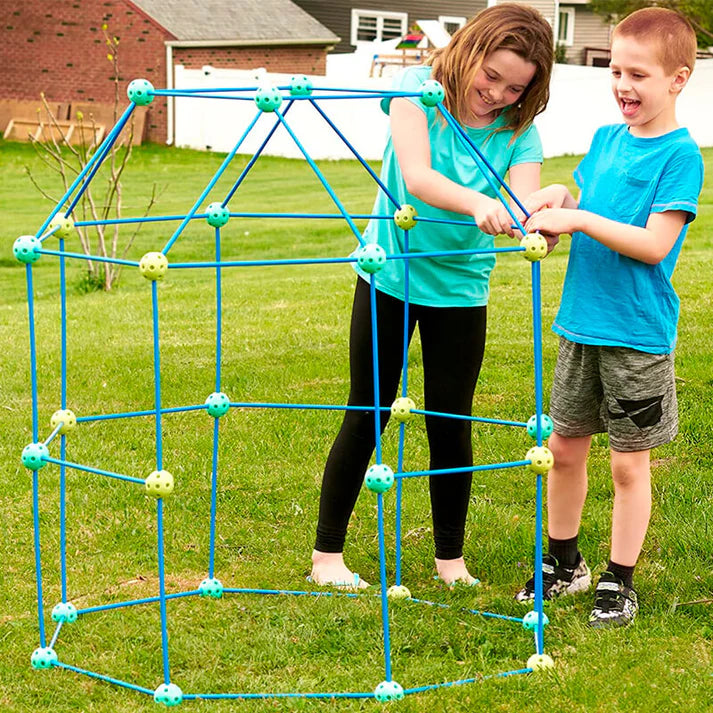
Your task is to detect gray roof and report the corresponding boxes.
[132,0,339,44]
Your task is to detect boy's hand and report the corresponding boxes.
[525,208,580,238]
[473,195,515,237]
[523,184,574,216]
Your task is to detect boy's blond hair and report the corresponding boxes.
[613,7,697,74]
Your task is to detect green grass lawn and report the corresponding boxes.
[1,138,713,713]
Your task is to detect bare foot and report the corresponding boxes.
[310,550,369,589]
[435,556,479,587]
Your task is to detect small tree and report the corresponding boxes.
[25,24,161,291]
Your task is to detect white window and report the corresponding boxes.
[558,7,575,47]
[439,15,466,36]
[351,9,408,45]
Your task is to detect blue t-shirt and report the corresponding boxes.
[357,65,543,307]
[554,124,704,354]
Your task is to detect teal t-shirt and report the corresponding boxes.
[554,124,704,353]
[358,65,543,307]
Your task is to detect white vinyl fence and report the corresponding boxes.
[173,60,713,160]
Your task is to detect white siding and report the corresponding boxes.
[564,6,612,65]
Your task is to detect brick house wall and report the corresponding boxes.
[0,0,330,144]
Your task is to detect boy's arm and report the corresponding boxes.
[525,208,688,265]
[390,98,517,236]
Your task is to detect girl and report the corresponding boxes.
[311,3,554,588]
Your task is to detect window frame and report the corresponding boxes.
[557,7,575,47]
[438,15,466,35]
[350,9,408,45]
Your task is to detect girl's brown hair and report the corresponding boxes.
[428,3,554,136]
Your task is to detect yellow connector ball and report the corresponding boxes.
[144,469,174,497]
[48,214,75,239]
[139,252,168,281]
[394,204,417,231]
[50,409,77,435]
[387,584,411,600]
[390,397,416,423]
[521,233,548,262]
[527,653,554,671]
[526,446,554,474]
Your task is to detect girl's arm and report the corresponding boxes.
[390,98,515,236]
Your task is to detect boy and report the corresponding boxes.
[515,7,704,628]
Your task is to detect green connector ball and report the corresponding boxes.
[153,682,183,707]
[127,78,155,105]
[31,647,58,670]
[355,243,386,274]
[139,251,169,281]
[289,75,313,96]
[48,214,75,239]
[21,442,49,471]
[364,464,394,493]
[13,235,42,264]
[51,601,78,624]
[522,610,549,631]
[254,86,282,112]
[205,392,230,417]
[419,79,444,107]
[199,577,224,598]
[390,397,416,423]
[374,680,404,702]
[526,446,554,475]
[51,408,77,435]
[522,232,548,262]
[394,204,417,231]
[205,202,230,228]
[145,469,174,497]
[527,414,553,440]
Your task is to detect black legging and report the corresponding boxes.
[315,278,487,560]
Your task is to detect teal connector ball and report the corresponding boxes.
[522,610,549,631]
[365,464,394,493]
[199,577,224,598]
[154,682,183,707]
[51,601,78,623]
[355,243,386,274]
[374,680,404,702]
[255,86,282,112]
[205,392,230,417]
[21,442,49,471]
[289,75,313,96]
[127,78,155,105]
[205,202,230,228]
[527,414,553,440]
[31,647,58,670]
[13,235,42,264]
[419,79,444,107]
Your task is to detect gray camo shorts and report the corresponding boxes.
[550,337,678,452]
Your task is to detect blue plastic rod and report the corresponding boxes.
[32,472,46,647]
[25,266,39,441]
[183,692,374,700]
[169,256,356,269]
[162,109,262,254]
[77,590,198,615]
[398,460,531,478]
[38,249,139,267]
[412,409,527,427]
[59,236,68,601]
[403,667,532,694]
[157,499,171,684]
[377,494,393,681]
[54,662,155,695]
[151,280,163,469]
[208,417,220,579]
[42,456,145,485]
[76,404,206,423]
[273,108,364,244]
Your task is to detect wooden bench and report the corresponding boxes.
[3,118,105,145]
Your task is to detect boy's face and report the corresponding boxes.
[609,35,689,137]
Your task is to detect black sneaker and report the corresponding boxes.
[588,572,638,629]
[516,553,591,602]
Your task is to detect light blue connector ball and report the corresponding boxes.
[522,610,549,631]
[419,79,444,107]
[365,464,394,493]
[205,202,230,228]
[51,601,78,624]
[205,392,230,418]
[13,235,42,264]
[31,647,58,669]
[527,414,553,440]
[374,680,404,702]
[355,243,386,274]
[154,682,183,707]
[199,577,224,598]
[289,74,313,96]
[21,442,49,471]
[127,78,155,105]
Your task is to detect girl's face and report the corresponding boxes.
[467,49,536,126]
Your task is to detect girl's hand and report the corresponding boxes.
[525,208,580,237]
[473,195,515,237]
[523,184,573,215]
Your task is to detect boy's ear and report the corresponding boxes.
[670,65,691,94]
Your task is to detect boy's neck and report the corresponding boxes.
[629,99,679,139]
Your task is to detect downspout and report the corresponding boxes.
[166,43,174,145]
